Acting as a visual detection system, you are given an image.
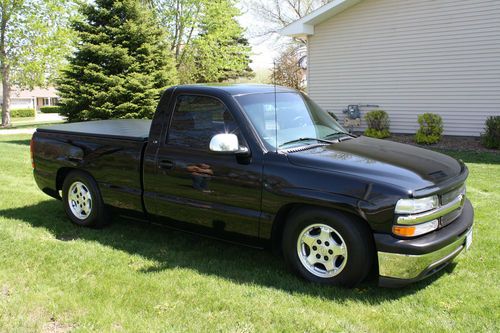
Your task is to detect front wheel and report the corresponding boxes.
[62,170,109,228]
[282,208,374,287]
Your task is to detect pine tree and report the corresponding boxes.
[190,0,253,83]
[58,0,178,121]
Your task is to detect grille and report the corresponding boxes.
[441,184,466,205]
[440,208,463,228]
[439,184,466,228]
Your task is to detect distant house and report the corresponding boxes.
[281,0,500,136]
[0,86,60,112]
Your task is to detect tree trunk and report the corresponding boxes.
[1,2,10,127]
[1,62,10,127]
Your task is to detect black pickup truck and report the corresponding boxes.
[31,84,473,287]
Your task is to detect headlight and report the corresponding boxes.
[395,195,438,214]
[392,219,439,237]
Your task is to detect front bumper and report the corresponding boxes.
[375,199,473,287]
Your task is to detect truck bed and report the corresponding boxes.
[33,119,150,214]
[37,119,152,142]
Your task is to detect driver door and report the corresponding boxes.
[146,94,262,238]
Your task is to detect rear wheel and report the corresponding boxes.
[282,207,374,287]
[62,170,109,228]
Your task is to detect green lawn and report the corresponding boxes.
[0,117,65,130]
[0,134,499,332]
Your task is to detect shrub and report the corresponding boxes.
[10,108,35,118]
[480,116,500,149]
[364,110,390,138]
[415,113,443,144]
[40,106,61,113]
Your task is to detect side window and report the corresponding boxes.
[168,95,240,149]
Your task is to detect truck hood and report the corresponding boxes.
[286,136,463,192]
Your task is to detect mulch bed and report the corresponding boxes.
[388,134,498,153]
[354,132,498,153]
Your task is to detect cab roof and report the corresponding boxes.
[171,84,297,96]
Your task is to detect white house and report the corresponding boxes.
[281,0,500,136]
[0,86,60,112]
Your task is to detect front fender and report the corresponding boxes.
[259,186,368,240]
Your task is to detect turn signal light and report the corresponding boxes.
[392,225,416,237]
[392,219,439,238]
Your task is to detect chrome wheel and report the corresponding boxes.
[67,181,92,220]
[296,223,348,278]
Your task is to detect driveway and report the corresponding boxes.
[35,112,65,122]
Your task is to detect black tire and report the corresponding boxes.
[62,170,110,228]
[282,207,374,287]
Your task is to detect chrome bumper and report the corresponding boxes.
[378,227,472,281]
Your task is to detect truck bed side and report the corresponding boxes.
[32,130,147,215]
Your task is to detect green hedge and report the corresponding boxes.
[40,106,61,113]
[481,116,500,149]
[11,108,36,118]
[364,110,390,138]
[415,113,443,144]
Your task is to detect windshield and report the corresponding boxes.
[235,92,349,150]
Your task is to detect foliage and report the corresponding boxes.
[271,46,306,91]
[0,0,76,126]
[364,110,390,138]
[147,0,253,83]
[365,128,390,139]
[146,0,203,67]
[248,0,330,40]
[10,108,35,118]
[186,0,253,83]
[480,116,500,149]
[0,133,499,331]
[415,113,443,144]
[57,0,178,121]
[249,0,330,88]
[40,106,61,114]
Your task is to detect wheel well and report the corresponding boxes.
[270,203,373,255]
[56,167,76,191]
[56,168,98,192]
[56,168,75,191]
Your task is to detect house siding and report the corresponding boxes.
[11,98,34,110]
[308,0,500,136]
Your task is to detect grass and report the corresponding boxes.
[0,134,499,332]
[0,117,65,130]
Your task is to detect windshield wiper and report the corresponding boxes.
[279,137,334,148]
[324,132,355,141]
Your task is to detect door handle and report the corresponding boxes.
[158,159,175,170]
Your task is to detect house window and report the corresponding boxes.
[50,97,59,105]
[43,98,50,106]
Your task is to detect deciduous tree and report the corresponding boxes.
[148,0,253,83]
[0,0,75,127]
[248,0,330,40]
[146,0,203,70]
[271,46,306,91]
[247,0,330,89]
[190,0,253,83]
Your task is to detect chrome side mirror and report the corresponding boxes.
[209,133,248,154]
[210,133,239,153]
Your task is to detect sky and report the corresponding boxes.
[236,3,283,71]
